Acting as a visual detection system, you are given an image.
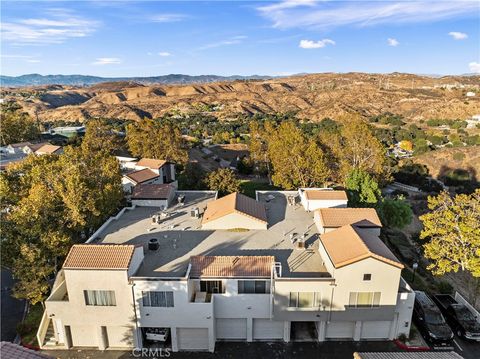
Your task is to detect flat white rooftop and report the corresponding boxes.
[97,191,330,278]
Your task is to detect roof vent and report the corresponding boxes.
[148,238,159,251]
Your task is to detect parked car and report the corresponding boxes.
[413,291,454,346]
[145,328,170,342]
[432,294,480,341]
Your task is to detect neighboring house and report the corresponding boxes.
[3,142,32,154]
[466,91,476,97]
[131,183,176,208]
[314,208,382,235]
[201,192,268,230]
[23,142,49,154]
[38,189,414,353]
[122,158,176,193]
[113,149,137,171]
[122,168,161,193]
[299,188,348,211]
[35,144,64,156]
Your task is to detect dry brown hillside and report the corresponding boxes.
[2,73,479,122]
[408,146,480,179]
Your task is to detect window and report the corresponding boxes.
[363,274,372,281]
[200,280,223,293]
[142,291,174,307]
[289,292,322,308]
[238,280,270,294]
[84,290,116,306]
[349,292,381,308]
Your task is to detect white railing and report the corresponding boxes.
[455,291,480,323]
[36,310,50,349]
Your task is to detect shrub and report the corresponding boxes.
[437,281,454,294]
[453,152,465,162]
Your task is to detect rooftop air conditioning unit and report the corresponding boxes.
[178,194,185,205]
[191,207,200,218]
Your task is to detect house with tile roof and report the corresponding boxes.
[121,158,176,194]
[38,188,414,353]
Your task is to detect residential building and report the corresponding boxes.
[38,189,414,352]
[35,144,64,156]
[314,208,382,235]
[122,158,176,193]
[299,188,348,211]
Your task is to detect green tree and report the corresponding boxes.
[345,169,381,207]
[205,168,240,196]
[420,190,480,278]
[178,162,206,190]
[0,146,123,304]
[266,122,330,189]
[377,197,413,229]
[126,119,188,164]
[82,118,124,154]
[0,104,39,145]
[328,116,388,182]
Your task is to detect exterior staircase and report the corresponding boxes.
[42,321,57,347]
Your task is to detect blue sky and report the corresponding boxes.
[1,0,479,77]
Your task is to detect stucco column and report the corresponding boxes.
[283,321,290,342]
[97,326,107,350]
[247,318,253,342]
[208,327,215,353]
[354,321,362,341]
[317,321,326,342]
[171,327,178,352]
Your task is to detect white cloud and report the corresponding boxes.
[387,38,399,46]
[299,39,335,49]
[448,31,468,40]
[92,58,122,65]
[158,52,172,57]
[198,36,247,50]
[0,10,99,45]
[469,62,480,73]
[149,13,188,23]
[257,1,478,30]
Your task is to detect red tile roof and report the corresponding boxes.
[0,342,53,359]
[190,255,274,278]
[35,144,62,154]
[136,158,167,169]
[202,192,267,224]
[63,244,136,270]
[320,225,403,269]
[125,168,159,184]
[132,183,174,200]
[304,190,348,201]
[316,208,382,228]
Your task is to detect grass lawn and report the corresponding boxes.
[17,304,43,347]
[239,180,280,198]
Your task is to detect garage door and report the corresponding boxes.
[253,319,284,340]
[216,318,247,340]
[325,321,355,339]
[361,321,391,339]
[177,328,209,350]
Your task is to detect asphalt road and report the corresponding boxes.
[1,268,25,341]
[450,334,480,359]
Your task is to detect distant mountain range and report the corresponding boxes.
[0,73,272,87]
